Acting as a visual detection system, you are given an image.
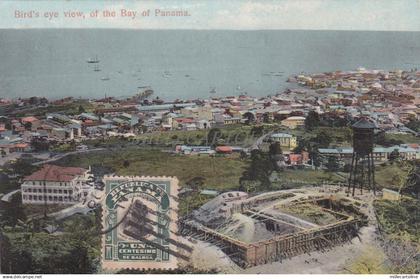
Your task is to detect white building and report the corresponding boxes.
[21,164,93,204]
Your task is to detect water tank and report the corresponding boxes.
[352,119,376,156]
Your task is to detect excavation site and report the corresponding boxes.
[180,186,368,268]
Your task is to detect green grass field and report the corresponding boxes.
[375,163,408,191]
[385,133,420,144]
[57,147,248,191]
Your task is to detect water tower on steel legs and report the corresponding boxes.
[348,118,377,196]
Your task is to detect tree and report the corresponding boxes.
[239,150,248,160]
[5,158,38,177]
[405,119,420,132]
[78,105,86,114]
[206,128,222,147]
[250,125,264,137]
[31,137,50,152]
[23,121,32,131]
[269,141,285,168]
[0,193,26,227]
[314,131,332,148]
[262,113,270,123]
[389,149,400,162]
[242,112,255,125]
[326,156,339,172]
[305,110,320,131]
[293,138,309,154]
[239,149,273,191]
[4,215,101,273]
[269,141,282,156]
[403,161,420,199]
[186,176,206,192]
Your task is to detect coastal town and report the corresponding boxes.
[1,67,420,160]
[0,67,419,274]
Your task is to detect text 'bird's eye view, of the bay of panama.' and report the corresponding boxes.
[0,0,419,277]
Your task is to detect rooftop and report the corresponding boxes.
[352,118,377,129]
[24,164,87,182]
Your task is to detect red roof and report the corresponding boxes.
[216,146,233,153]
[289,154,302,162]
[21,116,39,123]
[174,118,194,123]
[14,143,29,148]
[24,164,86,182]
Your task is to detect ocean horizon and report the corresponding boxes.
[1,29,420,100]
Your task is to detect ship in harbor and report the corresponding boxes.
[87,55,100,64]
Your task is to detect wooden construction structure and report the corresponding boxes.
[180,196,367,267]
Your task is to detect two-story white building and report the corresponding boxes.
[21,164,93,204]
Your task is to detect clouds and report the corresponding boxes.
[0,0,419,31]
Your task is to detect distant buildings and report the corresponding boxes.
[281,116,306,129]
[318,144,420,162]
[21,164,93,204]
[270,133,297,149]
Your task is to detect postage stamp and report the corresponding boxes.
[101,175,180,270]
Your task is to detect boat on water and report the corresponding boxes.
[162,70,172,78]
[101,76,110,81]
[210,87,216,94]
[93,65,101,72]
[263,71,284,77]
[87,55,100,63]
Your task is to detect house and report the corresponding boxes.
[318,145,420,162]
[0,136,31,155]
[215,146,233,154]
[287,151,310,165]
[180,106,213,121]
[21,116,41,130]
[214,114,241,126]
[172,118,195,130]
[270,133,297,149]
[176,145,213,155]
[281,116,306,129]
[21,164,93,204]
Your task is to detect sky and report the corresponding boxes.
[1,0,420,31]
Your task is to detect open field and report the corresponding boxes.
[271,169,346,188]
[385,133,420,144]
[374,162,408,190]
[55,147,248,191]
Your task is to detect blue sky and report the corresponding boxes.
[1,0,420,30]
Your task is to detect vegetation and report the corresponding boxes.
[178,193,213,216]
[346,246,390,274]
[304,110,320,131]
[374,198,420,274]
[55,147,248,191]
[326,156,340,172]
[374,162,408,191]
[12,99,94,118]
[375,198,419,243]
[239,149,274,192]
[1,214,101,274]
[270,168,345,188]
[50,142,77,153]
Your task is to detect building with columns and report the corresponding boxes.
[21,164,93,204]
